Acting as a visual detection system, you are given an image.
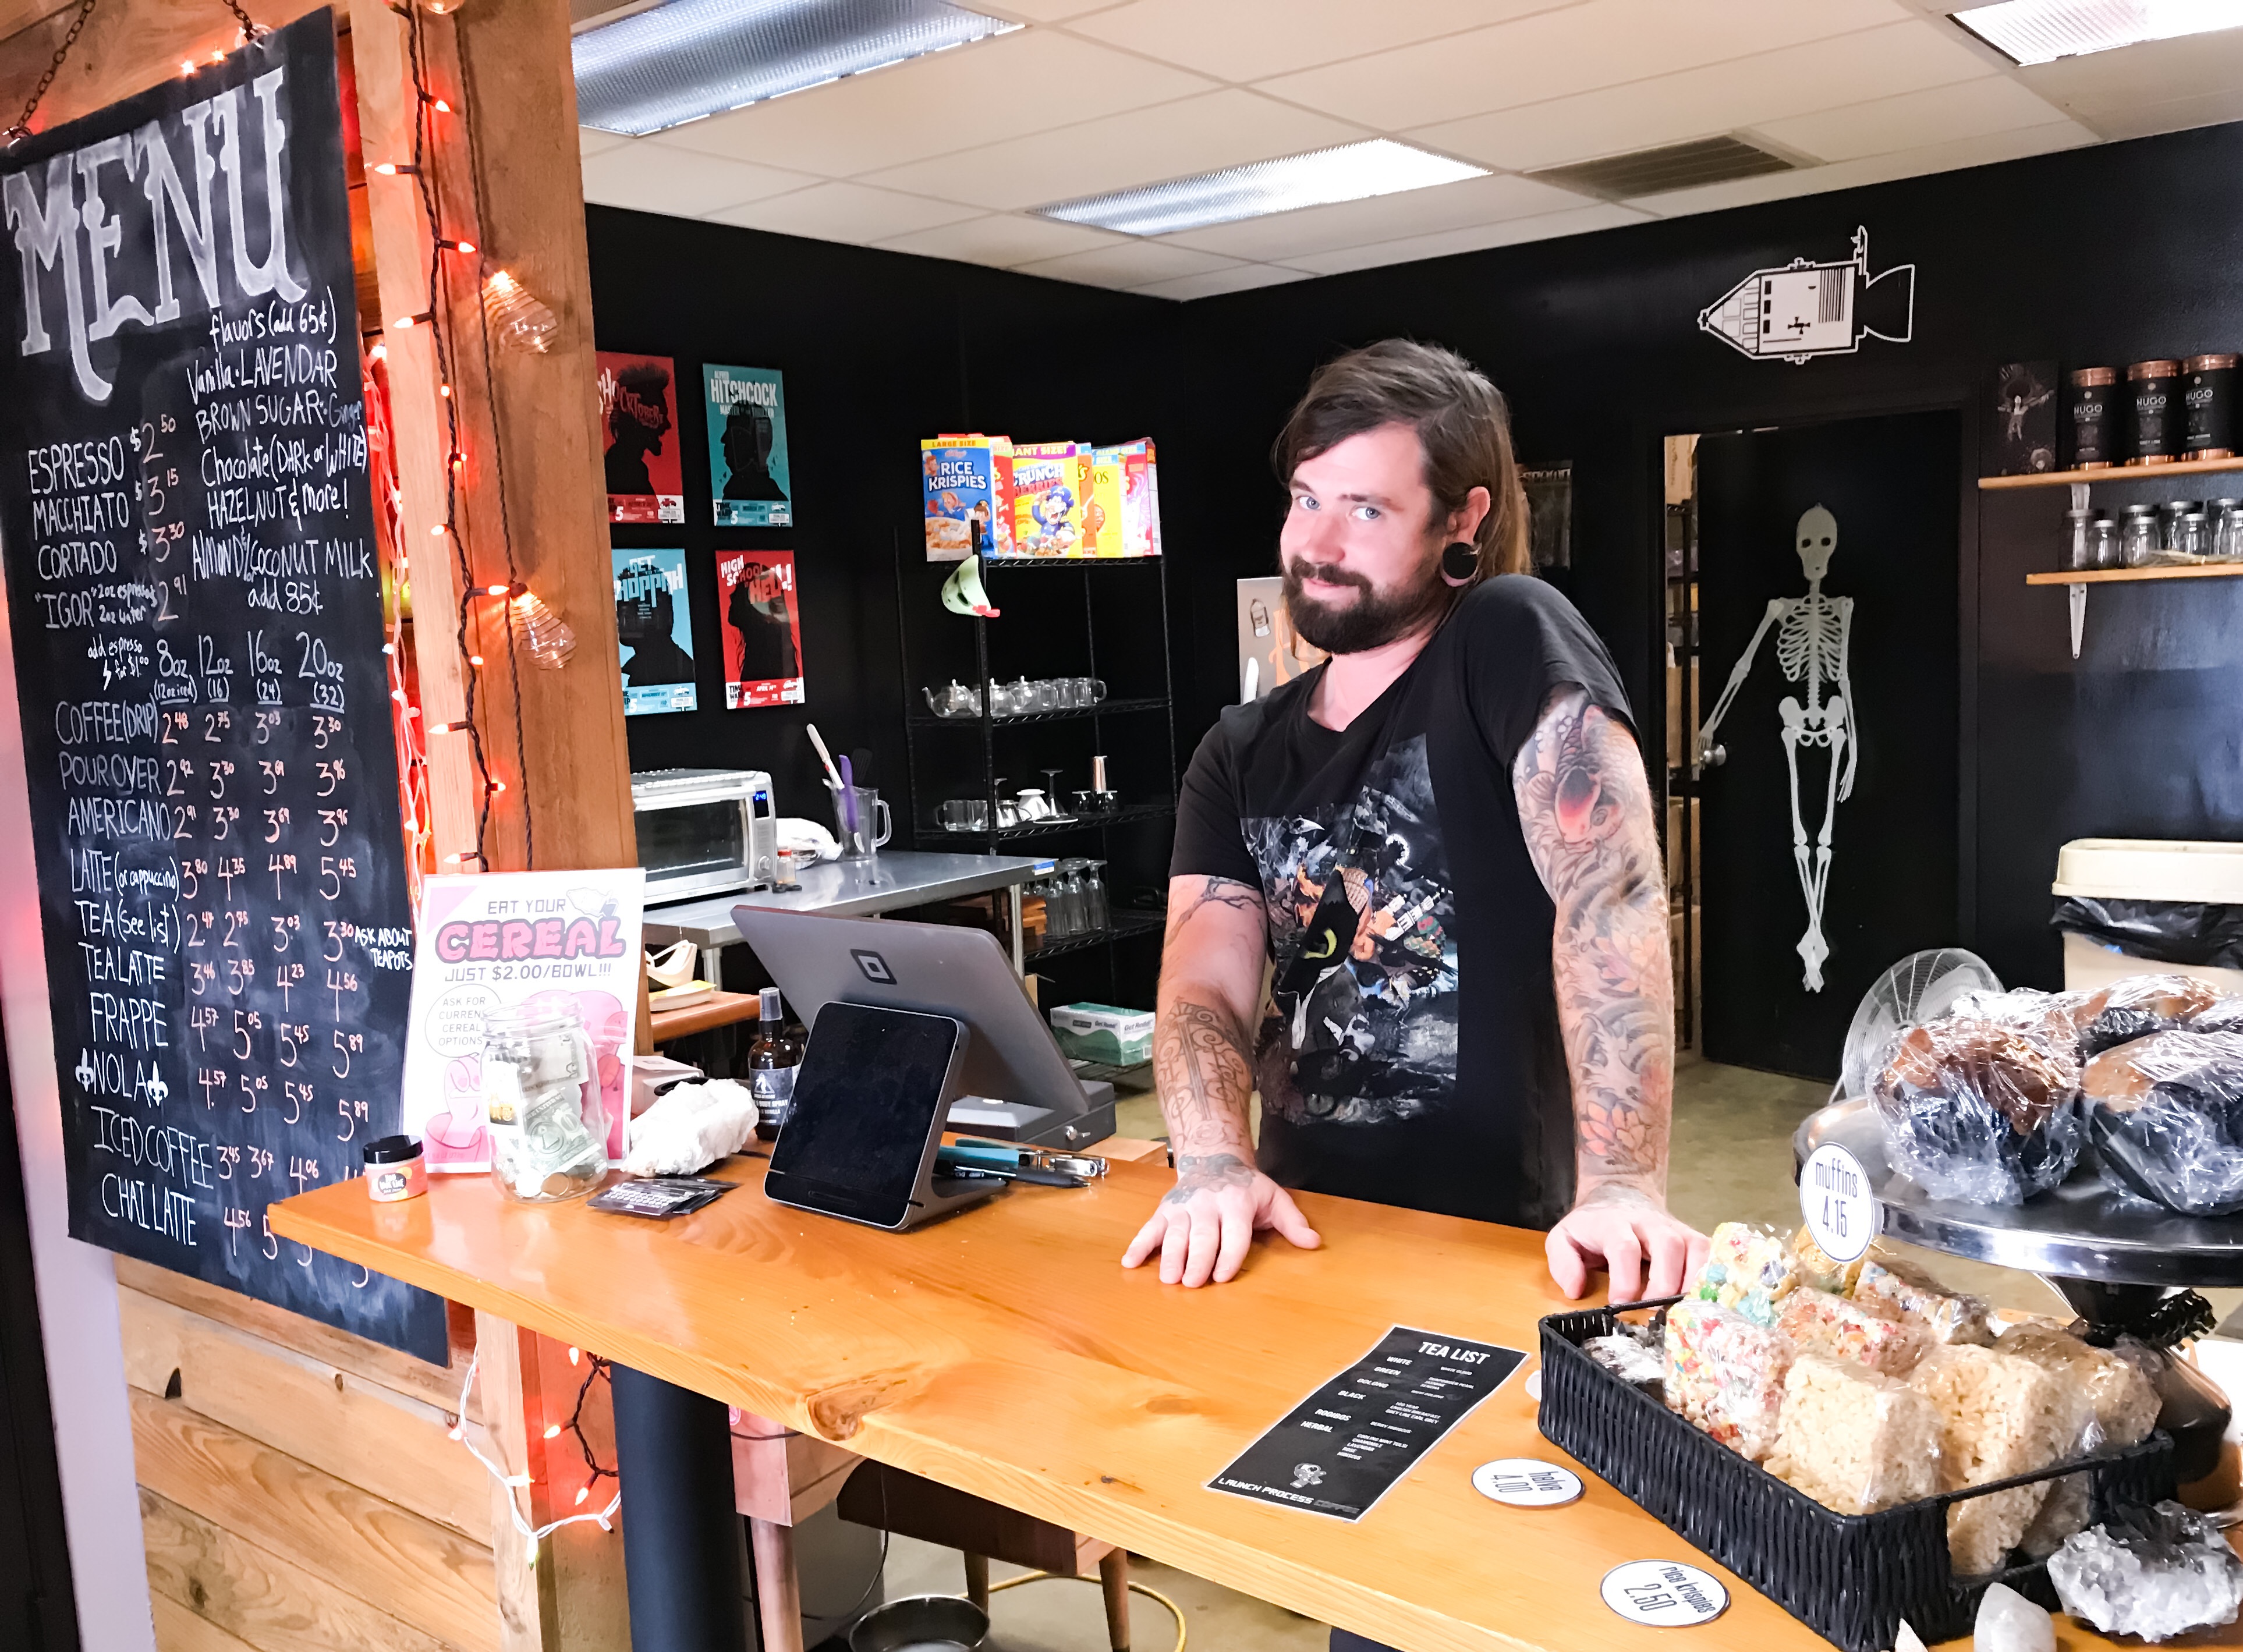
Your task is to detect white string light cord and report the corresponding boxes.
[449,1348,623,1561]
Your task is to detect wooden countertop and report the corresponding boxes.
[271,1158,2213,1652]
[646,990,762,1042]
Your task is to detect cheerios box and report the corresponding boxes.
[922,434,1013,562]
[1048,1002,1155,1066]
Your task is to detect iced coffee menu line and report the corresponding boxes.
[0,16,444,1359]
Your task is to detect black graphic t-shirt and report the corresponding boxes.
[1170,576,1635,1229]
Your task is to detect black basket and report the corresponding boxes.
[1538,1303,2177,1652]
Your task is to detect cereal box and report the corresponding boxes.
[1114,437,1162,557]
[1084,448,1125,556]
[922,435,1012,563]
[1010,440,1089,556]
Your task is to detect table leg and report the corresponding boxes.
[1098,1548,1131,1652]
[749,1517,807,1652]
[963,1551,989,1612]
[610,1363,750,1652]
[1008,883,1024,976]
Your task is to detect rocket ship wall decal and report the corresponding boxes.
[1699,226,1916,366]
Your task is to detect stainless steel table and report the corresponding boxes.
[643,850,1045,978]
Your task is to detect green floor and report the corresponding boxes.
[846,1054,2219,1651]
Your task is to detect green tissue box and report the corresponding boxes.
[1048,1002,1154,1067]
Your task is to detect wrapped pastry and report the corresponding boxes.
[1872,1018,2085,1204]
[1998,1324,2162,1558]
[1683,1221,1798,1326]
[2083,1030,2243,1216]
[1768,1353,1942,1515]
[1790,1225,1865,1296]
[1951,986,2104,1058]
[1664,1298,1795,1462]
[1855,1256,1995,1347]
[2078,973,2226,1055]
[1910,1344,2094,1576]
[1585,1331,1666,1395]
[1778,1286,1930,1377]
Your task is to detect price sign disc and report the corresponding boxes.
[1600,1560,1730,1627]
[1799,1141,1880,1263]
[1472,1458,1583,1508]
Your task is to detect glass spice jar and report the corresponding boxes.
[2127,359,2181,465]
[2120,505,2160,568]
[2090,513,2120,569]
[2070,366,2117,469]
[482,1002,606,1201]
[2183,353,2237,459]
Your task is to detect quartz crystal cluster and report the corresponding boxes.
[2049,1501,2243,1642]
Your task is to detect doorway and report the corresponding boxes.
[1679,412,1962,1082]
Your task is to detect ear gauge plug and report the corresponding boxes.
[1441,540,1480,585]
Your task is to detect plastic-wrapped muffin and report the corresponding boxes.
[2083,1030,2243,1216]
[1950,986,2105,1059]
[1872,1018,2085,1204]
[2078,974,2227,1055]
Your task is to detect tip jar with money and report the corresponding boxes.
[483,1002,608,1201]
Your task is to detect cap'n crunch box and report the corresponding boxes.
[922,434,1013,562]
[1010,441,1089,556]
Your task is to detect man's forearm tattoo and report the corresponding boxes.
[1514,687,1675,1192]
[1161,1151,1254,1204]
[1153,998,1256,1154]
[1165,874,1263,938]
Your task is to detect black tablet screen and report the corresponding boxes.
[768,1003,959,1226]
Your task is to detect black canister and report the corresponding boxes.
[2183,353,2236,459]
[2127,359,2181,465]
[2070,366,2117,468]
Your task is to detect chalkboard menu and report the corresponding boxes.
[0,13,445,1360]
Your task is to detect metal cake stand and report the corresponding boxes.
[1794,1097,2243,1324]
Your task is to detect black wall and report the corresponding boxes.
[590,117,2243,1013]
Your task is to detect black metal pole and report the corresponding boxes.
[610,1363,749,1651]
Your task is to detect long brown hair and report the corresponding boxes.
[1271,339,1530,583]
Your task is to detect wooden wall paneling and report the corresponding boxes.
[114,1257,473,1416]
[0,0,325,137]
[119,1288,492,1544]
[151,1591,261,1652]
[141,1487,462,1652]
[130,1388,498,1652]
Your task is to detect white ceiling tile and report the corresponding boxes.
[1755,77,2070,163]
[1013,241,1245,288]
[1410,18,1998,173]
[2075,82,2243,143]
[1156,172,1589,261]
[1637,119,2094,218]
[2020,26,2243,130]
[872,213,1130,267]
[579,127,626,159]
[578,141,820,217]
[1128,263,1314,302]
[1255,0,1909,133]
[710,183,984,243]
[976,0,1133,19]
[1281,202,1652,275]
[1067,0,1562,84]
[653,30,1216,179]
[863,88,1367,210]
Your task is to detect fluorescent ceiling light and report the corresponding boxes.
[575,0,1018,136]
[1037,140,1490,238]
[1951,0,2243,63]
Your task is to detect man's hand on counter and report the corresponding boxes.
[1545,1185,1709,1304]
[1121,1152,1322,1287]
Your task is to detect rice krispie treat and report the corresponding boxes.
[1856,1256,1996,1346]
[1997,1324,2160,1557]
[1768,1352,1943,1515]
[1778,1286,1930,1377]
[1909,1344,2093,1575]
[1684,1221,1799,1327]
[1790,1225,1866,1296]
[1665,1298,1796,1462]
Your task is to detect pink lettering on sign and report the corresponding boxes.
[431,916,632,963]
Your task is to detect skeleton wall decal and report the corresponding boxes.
[1699,505,1858,992]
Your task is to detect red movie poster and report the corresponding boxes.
[596,350,683,523]
[718,549,805,708]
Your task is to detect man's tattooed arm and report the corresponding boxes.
[1513,686,1676,1204]
[1154,875,1268,1162]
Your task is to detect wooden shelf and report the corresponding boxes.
[2025,563,2243,586]
[1982,455,2243,490]
[649,990,761,1042]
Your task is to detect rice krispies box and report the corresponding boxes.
[1010,440,1090,556]
[923,435,1014,562]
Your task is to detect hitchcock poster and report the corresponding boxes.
[704,364,791,527]
[401,871,646,1172]
[717,548,805,708]
[597,350,683,522]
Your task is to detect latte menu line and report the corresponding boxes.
[0,13,442,1359]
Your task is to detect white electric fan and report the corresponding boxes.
[1835,948,2003,1104]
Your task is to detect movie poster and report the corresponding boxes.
[704,364,792,526]
[614,546,698,715]
[717,550,806,708]
[597,350,684,523]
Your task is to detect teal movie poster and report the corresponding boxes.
[614,546,698,715]
[704,364,792,526]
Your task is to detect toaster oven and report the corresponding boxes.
[631,768,778,904]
